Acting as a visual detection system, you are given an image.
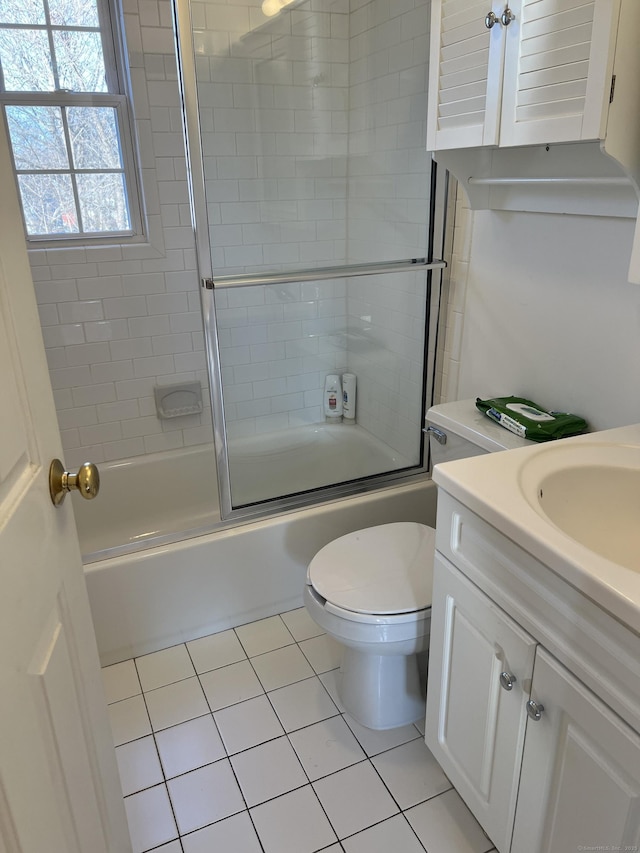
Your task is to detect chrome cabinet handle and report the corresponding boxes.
[499,671,516,691]
[501,6,515,25]
[485,10,499,28]
[49,459,100,506]
[526,699,544,721]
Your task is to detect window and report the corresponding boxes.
[0,0,141,243]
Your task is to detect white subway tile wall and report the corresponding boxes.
[30,0,210,468]
[342,0,432,460]
[30,0,434,466]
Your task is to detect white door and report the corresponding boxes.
[0,122,132,850]
[425,555,537,852]
[511,648,640,853]
[499,0,619,147]
[427,0,506,151]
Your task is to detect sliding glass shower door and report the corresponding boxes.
[175,0,447,516]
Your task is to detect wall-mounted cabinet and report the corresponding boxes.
[428,0,624,152]
[427,0,640,279]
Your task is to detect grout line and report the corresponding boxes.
[115,615,471,853]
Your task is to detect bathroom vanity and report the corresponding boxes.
[425,425,640,852]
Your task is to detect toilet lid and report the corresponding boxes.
[307,522,435,616]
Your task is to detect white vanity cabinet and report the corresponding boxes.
[512,647,640,853]
[426,555,536,852]
[425,492,640,853]
[427,0,625,152]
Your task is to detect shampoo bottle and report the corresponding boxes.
[324,374,343,421]
[342,373,356,423]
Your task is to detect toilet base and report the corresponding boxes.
[337,646,428,730]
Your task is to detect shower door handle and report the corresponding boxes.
[49,459,100,507]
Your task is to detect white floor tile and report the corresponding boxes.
[231,735,308,806]
[405,788,494,853]
[235,615,294,657]
[149,842,182,853]
[187,629,247,674]
[199,659,264,711]
[343,713,421,758]
[102,660,141,705]
[123,784,178,853]
[135,644,195,692]
[313,760,399,839]
[154,714,226,779]
[113,612,496,853]
[280,607,324,641]
[108,695,151,747]
[181,811,262,853]
[250,785,337,853]
[268,675,339,732]
[144,676,209,732]
[214,694,284,755]
[115,735,163,796]
[288,716,365,781]
[167,759,245,835]
[299,634,343,674]
[372,739,451,809]
[319,669,346,712]
[342,814,425,853]
[251,644,315,691]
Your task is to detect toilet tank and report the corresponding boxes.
[425,399,534,466]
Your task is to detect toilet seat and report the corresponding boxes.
[307,522,435,620]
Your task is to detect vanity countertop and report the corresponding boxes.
[432,422,640,635]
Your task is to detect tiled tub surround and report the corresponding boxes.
[196,0,433,456]
[104,608,496,853]
[216,270,428,462]
[31,0,435,468]
[31,0,210,469]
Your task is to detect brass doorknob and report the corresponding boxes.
[49,459,100,506]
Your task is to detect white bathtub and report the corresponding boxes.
[79,430,436,665]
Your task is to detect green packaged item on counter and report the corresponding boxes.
[476,396,588,442]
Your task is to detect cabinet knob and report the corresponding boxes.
[526,699,544,721]
[499,671,516,691]
[501,6,515,26]
[485,10,499,28]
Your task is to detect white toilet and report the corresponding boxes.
[304,399,533,730]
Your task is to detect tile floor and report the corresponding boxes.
[103,608,497,853]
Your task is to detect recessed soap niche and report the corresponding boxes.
[154,382,203,419]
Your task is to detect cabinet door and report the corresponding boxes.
[427,0,506,150]
[425,555,537,852]
[512,648,640,853]
[499,0,620,147]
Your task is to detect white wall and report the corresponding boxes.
[448,206,640,433]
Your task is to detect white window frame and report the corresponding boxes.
[0,0,144,246]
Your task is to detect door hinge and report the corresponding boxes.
[202,278,214,290]
[610,74,616,104]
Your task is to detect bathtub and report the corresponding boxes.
[79,427,436,665]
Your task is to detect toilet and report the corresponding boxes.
[304,399,533,730]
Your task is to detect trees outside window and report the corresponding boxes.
[0,0,142,242]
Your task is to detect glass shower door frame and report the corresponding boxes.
[173,0,451,523]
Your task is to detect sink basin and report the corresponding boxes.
[518,443,640,572]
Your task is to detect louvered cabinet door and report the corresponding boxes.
[499,0,621,147]
[427,0,507,150]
